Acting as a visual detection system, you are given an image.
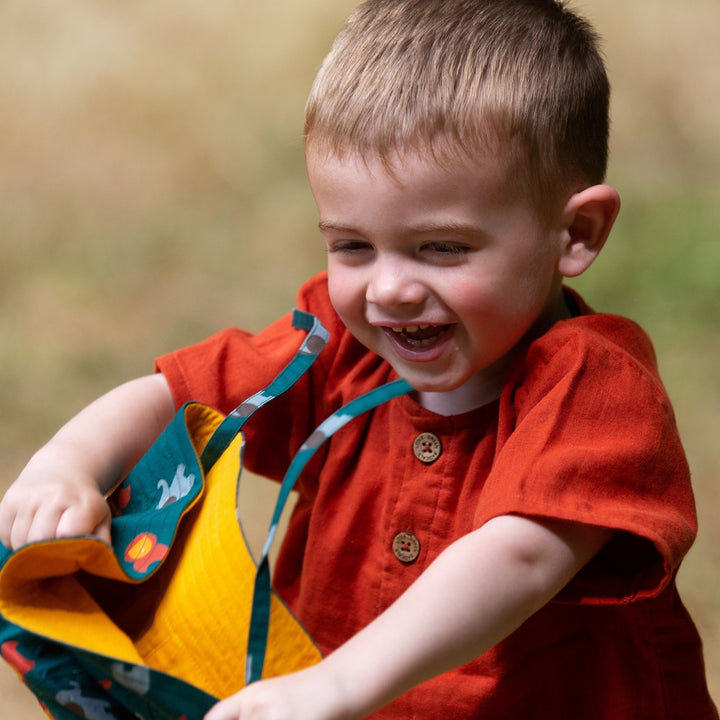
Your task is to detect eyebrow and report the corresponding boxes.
[317,220,479,236]
[318,221,355,233]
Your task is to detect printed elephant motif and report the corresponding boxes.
[156,464,196,508]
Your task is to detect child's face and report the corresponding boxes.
[306,146,570,400]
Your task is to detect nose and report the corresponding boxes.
[366,254,426,309]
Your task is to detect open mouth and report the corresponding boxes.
[385,324,453,350]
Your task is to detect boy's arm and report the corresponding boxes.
[204,515,613,720]
[0,373,176,550]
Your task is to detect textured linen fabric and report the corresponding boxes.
[156,271,717,719]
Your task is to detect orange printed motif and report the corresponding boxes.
[1,640,35,676]
[114,485,132,512]
[123,532,169,573]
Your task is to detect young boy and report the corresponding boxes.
[1,1,717,718]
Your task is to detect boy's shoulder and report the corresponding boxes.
[508,288,667,409]
[547,287,657,371]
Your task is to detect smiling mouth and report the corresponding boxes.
[386,324,453,349]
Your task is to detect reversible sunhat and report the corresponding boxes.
[0,310,411,720]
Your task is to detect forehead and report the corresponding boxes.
[305,141,527,220]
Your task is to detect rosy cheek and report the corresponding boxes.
[327,283,356,327]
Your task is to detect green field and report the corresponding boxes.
[1,1,718,715]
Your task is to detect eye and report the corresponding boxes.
[422,241,470,257]
[430,242,463,253]
[326,239,374,257]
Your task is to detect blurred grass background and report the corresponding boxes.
[0,0,717,715]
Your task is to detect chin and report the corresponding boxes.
[393,367,469,394]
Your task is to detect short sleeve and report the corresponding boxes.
[474,316,697,604]
[153,272,347,481]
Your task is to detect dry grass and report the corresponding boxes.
[1,1,718,716]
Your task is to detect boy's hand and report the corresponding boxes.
[0,449,112,550]
[0,373,176,552]
[204,664,357,720]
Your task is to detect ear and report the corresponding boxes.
[556,184,621,278]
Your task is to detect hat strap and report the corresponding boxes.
[199,309,329,471]
[245,376,413,685]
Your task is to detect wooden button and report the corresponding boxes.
[392,532,420,563]
[413,432,442,464]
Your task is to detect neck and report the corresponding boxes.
[416,367,505,416]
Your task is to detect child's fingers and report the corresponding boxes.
[0,488,111,550]
[55,497,111,542]
[5,500,38,550]
[9,499,74,549]
[0,485,29,548]
[203,700,236,720]
[0,500,14,548]
[204,694,256,720]
[23,503,67,546]
[91,514,113,545]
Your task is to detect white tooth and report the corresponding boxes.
[419,325,429,330]
[405,326,419,333]
[391,327,403,333]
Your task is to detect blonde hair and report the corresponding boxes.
[305,0,610,213]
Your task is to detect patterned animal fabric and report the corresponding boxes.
[0,309,411,720]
